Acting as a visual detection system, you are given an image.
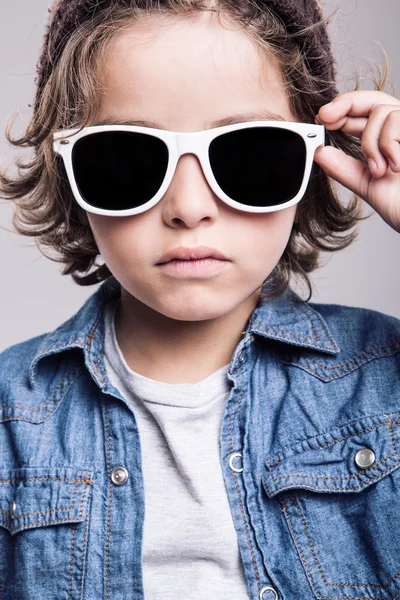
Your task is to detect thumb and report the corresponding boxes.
[313,145,368,198]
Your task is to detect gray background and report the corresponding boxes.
[0,0,399,352]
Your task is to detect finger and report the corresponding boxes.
[374,110,400,173]
[339,117,368,138]
[317,90,400,124]
[313,145,373,206]
[361,107,400,176]
[315,115,368,138]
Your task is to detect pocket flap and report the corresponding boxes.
[0,467,94,535]
[263,412,400,497]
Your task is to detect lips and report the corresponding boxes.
[157,246,229,265]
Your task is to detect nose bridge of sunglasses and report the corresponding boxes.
[175,130,208,160]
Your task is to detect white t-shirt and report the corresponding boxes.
[103,299,250,599]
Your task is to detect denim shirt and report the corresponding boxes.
[1,276,400,600]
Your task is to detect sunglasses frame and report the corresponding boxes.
[53,120,325,217]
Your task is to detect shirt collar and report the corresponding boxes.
[29,277,340,388]
[248,285,340,355]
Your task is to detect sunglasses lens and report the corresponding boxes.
[209,127,306,207]
[72,131,168,211]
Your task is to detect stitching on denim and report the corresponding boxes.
[0,476,93,488]
[268,418,399,487]
[31,338,86,380]
[298,341,400,370]
[29,334,84,387]
[292,494,400,590]
[0,471,91,596]
[88,310,103,342]
[227,372,241,454]
[79,494,91,600]
[93,355,106,387]
[268,457,400,494]
[0,365,80,414]
[0,476,93,485]
[228,374,235,457]
[30,304,104,390]
[252,301,337,348]
[292,493,381,589]
[0,474,92,534]
[67,526,76,599]
[280,342,400,382]
[226,341,247,452]
[86,315,107,387]
[280,496,400,599]
[0,476,81,519]
[76,476,89,523]
[280,495,321,596]
[0,515,88,534]
[84,310,107,386]
[265,416,400,471]
[265,456,281,469]
[305,306,331,344]
[233,469,262,584]
[391,413,399,450]
[104,399,112,600]
[67,476,90,599]
[232,343,247,375]
[251,321,319,343]
[237,381,242,431]
[66,472,89,600]
[293,302,321,343]
[39,335,87,354]
[228,363,263,593]
[0,371,81,424]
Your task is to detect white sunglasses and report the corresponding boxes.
[53,120,325,217]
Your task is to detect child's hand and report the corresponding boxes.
[313,91,400,234]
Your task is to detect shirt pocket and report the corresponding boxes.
[0,467,94,600]
[262,412,400,600]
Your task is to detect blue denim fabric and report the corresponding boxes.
[1,276,400,600]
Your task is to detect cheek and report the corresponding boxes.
[87,217,117,261]
[243,209,296,257]
[87,215,147,264]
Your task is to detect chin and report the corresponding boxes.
[159,303,229,322]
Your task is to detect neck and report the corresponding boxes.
[113,288,261,384]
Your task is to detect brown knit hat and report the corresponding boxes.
[34,0,339,112]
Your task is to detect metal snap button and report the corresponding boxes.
[10,499,17,520]
[110,466,129,486]
[355,448,375,469]
[229,452,243,473]
[260,586,279,599]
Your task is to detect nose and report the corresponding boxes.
[160,152,220,228]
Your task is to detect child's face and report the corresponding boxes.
[88,11,298,321]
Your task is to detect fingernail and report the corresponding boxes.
[389,158,397,170]
[368,158,378,172]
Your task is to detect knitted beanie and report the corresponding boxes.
[34,0,339,112]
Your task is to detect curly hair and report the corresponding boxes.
[0,0,392,301]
